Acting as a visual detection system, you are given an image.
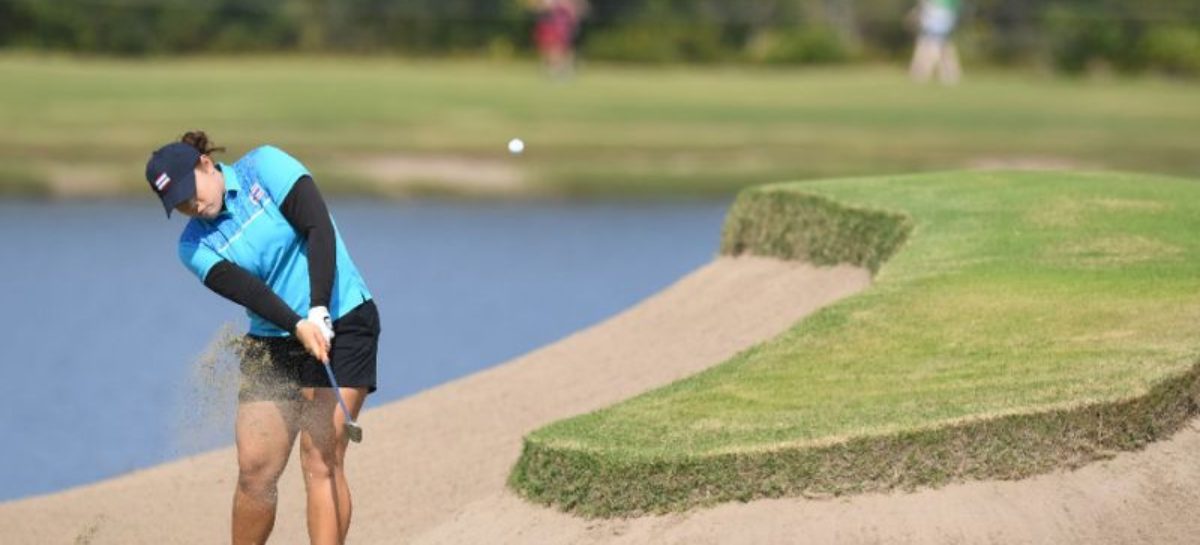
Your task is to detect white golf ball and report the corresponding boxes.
[508,138,525,155]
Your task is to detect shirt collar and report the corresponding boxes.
[220,163,242,197]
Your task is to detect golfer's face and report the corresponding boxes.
[174,196,216,219]
[175,157,224,219]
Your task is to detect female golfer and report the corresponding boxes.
[145,131,379,545]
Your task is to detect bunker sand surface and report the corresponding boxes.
[0,256,867,543]
[3,255,1197,544]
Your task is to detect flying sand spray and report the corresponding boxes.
[174,323,362,453]
[171,324,242,456]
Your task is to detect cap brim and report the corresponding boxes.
[158,171,197,218]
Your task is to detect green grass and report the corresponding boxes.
[719,190,913,273]
[510,170,1200,516]
[1,54,1199,198]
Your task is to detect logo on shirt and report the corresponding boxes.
[154,172,171,192]
[249,182,267,205]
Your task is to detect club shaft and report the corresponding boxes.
[322,362,356,424]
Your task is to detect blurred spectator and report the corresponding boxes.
[530,0,589,78]
[909,0,962,85]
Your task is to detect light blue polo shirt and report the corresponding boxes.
[178,146,372,337]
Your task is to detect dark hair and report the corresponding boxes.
[180,130,226,156]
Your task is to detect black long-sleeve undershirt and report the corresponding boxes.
[204,261,303,333]
[278,176,335,309]
[200,175,337,333]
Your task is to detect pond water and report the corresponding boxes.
[0,198,729,502]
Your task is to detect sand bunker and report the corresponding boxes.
[44,162,125,198]
[4,255,1198,544]
[345,154,528,195]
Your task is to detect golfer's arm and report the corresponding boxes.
[203,261,303,334]
[279,176,334,309]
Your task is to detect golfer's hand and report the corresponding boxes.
[295,320,330,364]
[307,306,336,343]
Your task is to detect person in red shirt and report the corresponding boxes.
[532,0,589,78]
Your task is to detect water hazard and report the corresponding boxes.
[0,198,728,502]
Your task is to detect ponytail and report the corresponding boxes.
[180,130,226,156]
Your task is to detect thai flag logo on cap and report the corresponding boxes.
[250,182,266,205]
[154,172,171,192]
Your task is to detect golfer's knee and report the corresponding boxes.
[237,459,283,500]
[237,471,280,502]
[300,445,340,481]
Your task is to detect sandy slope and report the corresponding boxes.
[8,255,1195,545]
[0,256,870,544]
[416,421,1200,545]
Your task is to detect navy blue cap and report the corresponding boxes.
[145,142,200,217]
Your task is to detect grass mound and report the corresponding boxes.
[719,188,912,273]
[510,171,1200,516]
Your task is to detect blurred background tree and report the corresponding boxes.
[1,0,1198,76]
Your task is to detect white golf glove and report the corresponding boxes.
[307,306,336,343]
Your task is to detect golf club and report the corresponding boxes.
[322,362,363,443]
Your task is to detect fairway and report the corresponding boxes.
[2,55,1199,198]
[512,170,1200,515]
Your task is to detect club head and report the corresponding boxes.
[346,421,363,443]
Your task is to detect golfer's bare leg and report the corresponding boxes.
[300,387,367,545]
[232,400,301,545]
